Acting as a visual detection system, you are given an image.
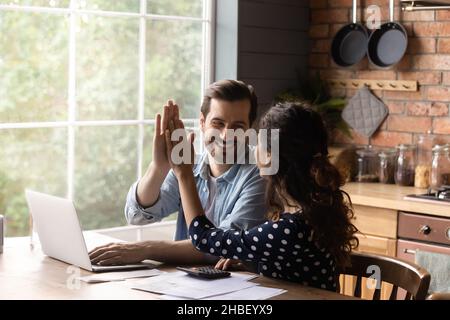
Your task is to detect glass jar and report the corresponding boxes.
[415,134,435,189]
[378,149,397,184]
[356,146,379,183]
[430,144,450,191]
[395,144,417,186]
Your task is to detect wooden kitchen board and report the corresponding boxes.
[326,79,418,92]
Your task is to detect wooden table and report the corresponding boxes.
[0,237,358,300]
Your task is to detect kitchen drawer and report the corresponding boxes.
[398,212,450,246]
[397,239,450,263]
[352,205,397,238]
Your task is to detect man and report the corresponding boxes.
[89,80,267,265]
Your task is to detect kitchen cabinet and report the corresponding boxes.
[338,183,450,299]
[352,205,397,239]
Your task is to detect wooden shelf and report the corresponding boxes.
[325,79,418,92]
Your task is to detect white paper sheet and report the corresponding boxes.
[160,286,286,300]
[78,269,164,283]
[204,286,287,300]
[131,271,259,299]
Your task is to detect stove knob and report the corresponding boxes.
[419,225,431,235]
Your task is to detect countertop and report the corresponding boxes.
[342,183,450,218]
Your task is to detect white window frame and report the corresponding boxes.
[0,0,215,210]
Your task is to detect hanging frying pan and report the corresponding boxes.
[367,0,408,68]
[331,0,368,67]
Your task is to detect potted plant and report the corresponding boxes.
[275,72,352,141]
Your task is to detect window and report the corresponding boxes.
[0,0,214,237]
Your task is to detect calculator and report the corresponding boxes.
[176,266,231,279]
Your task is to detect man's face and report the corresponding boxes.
[200,98,251,163]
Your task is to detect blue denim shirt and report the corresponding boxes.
[125,152,268,241]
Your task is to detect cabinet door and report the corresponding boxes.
[339,233,397,299]
[352,205,398,239]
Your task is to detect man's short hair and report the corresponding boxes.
[201,80,258,126]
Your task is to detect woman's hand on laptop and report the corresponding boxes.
[89,242,149,266]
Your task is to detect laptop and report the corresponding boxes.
[25,189,158,273]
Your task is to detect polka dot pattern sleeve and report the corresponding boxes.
[188,215,298,263]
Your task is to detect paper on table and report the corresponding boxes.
[204,286,287,300]
[131,271,259,299]
[78,269,164,283]
[160,286,286,301]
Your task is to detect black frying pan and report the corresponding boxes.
[367,0,408,68]
[331,0,368,67]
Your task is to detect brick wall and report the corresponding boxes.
[309,0,450,147]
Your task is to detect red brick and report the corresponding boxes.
[388,115,432,133]
[413,22,450,37]
[309,24,329,38]
[386,101,406,114]
[442,72,450,85]
[384,89,424,101]
[430,103,449,116]
[406,102,432,116]
[309,54,329,68]
[407,38,436,54]
[405,102,447,116]
[427,86,450,102]
[398,71,441,85]
[355,70,397,80]
[394,55,412,70]
[433,118,450,134]
[413,55,450,70]
[330,24,346,36]
[438,39,450,54]
[371,131,413,148]
[319,69,354,79]
[311,39,331,53]
[403,23,414,37]
[402,10,435,22]
[311,9,349,24]
[436,11,450,21]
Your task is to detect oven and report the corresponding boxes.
[396,211,450,297]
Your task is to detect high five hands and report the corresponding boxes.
[156,100,195,177]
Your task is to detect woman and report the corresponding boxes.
[165,102,358,291]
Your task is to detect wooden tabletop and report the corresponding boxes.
[0,237,358,300]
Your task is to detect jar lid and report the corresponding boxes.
[397,144,417,151]
[356,146,379,156]
[432,144,450,153]
[378,148,397,158]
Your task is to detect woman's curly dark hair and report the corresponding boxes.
[260,102,359,268]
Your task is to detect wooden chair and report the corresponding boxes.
[338,251,431,300]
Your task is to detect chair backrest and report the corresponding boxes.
[338,251,431,300]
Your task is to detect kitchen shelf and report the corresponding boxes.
[401,0,450,11]
[325,79,418,92]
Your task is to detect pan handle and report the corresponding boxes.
[353,0,357,24]
[390,0,394,22]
